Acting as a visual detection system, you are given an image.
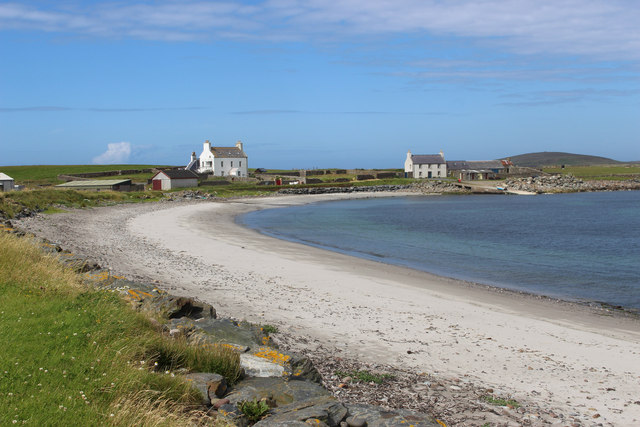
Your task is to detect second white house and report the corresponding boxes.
[187,140,248,177]
[404,150,447,178]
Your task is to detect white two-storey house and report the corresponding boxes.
[187,140,248,177]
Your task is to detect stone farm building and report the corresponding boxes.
[404,150,447,178]
[446,160,512,180]
[0,172,15,191]
[187,140,248,177]
[151,169,199,190]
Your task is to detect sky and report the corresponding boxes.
[0,1,639,169]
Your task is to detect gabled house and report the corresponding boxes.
[151,169,199,190]
[446,159,512,180]
[187,140,248,177]
[0,172,15,191]
[404,150,446,178]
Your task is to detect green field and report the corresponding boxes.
[542,165,640,180]
[0,165,171,186]
[0,230,240,425]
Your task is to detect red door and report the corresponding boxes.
[152,180,162,190]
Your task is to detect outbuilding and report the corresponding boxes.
[55,179,135,191]
[151,169,199,190]
[0,172,15,191]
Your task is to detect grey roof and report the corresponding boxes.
[155,169,199,179]
[446,160,470,170]
[447,160,506,170]
[411,154,445,165]
[211,146,247,158]
[56,180,131,188]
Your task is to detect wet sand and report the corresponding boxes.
[15,193,640,425]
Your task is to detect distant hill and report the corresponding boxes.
[503,152,621,168]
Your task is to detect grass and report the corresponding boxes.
[0,230,241,425]
[335,369,395,384]
[0,188,161,219]
[543,165,640,180]
[0,164,171,187]
[261,325,279,336]
[481,395,520,408]
[238,399,270,422]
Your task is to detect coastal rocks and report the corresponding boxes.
[253,396,348,426]
[411,180,468,194]
[278,185,412,195]
[225,376,330,407]
[343,405,439,427]
[184,372,228,405]
[504,174,640,193]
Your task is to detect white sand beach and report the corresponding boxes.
[16,193,640,426]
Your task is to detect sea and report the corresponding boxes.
[239,191,640,310]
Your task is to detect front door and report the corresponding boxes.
[152,180,162,190]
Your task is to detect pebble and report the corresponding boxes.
[345,417,367,427]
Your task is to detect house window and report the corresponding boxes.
[231,161,234,167]
[239,161,242,167]
[221,161,224,167]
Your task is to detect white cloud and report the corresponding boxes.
[92,142,132,164]
[1,1,639,61]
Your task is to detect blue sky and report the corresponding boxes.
[1,1,639,168]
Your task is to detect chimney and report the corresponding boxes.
[235,140,243,151]
[439,150,444,159]
[203,140,211,152]
[407,150,412,160]
[191,151,196,162]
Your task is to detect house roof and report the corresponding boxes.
[447,160,506,170]
[154,169,199,180]
[56,180,131,188]
[211,146,247,158]
[0,172,14,180]
[411,154,445,165]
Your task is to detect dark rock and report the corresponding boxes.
[226,376,330,407]
[191,318,263,349]
[185,372,225,406]
[344,404,440,427]
[254,396,348,427]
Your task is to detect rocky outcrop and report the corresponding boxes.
[410,180,469,194]
[504,174,640,193]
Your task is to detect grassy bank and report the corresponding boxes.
[0,165,169,187]
[542,165,640,180]
[0,231,241,425]
[0,189,161,219]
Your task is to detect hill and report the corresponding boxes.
[504,152,621,168]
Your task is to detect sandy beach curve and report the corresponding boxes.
[16,193,640,425]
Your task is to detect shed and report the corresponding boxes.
[0,173,15,191]
[151,170,199,190]
[55,179,133,191]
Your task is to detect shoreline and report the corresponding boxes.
[13,192,640,426]
[237,192,640,318]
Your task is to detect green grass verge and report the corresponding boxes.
[481,395,520,408]
[0,189,162,219]
[0,231,241,425]
[335,369,394,384]
[0,165,171,186]
[543,165,640,180]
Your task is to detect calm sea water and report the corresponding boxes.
[239,192,640,310]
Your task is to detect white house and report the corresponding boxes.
[0,172,15,191]
[404,150,447,178]
[187,140,248,177]
[151,170,199,190]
